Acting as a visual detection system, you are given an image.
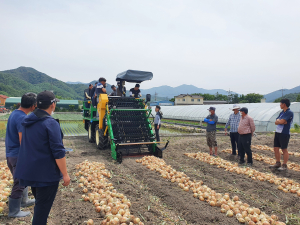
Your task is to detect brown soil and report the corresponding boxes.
[0,134,300,225]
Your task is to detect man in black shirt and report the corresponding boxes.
[90,82,98,108]
[84,84,93,109]
[129,84,142,98]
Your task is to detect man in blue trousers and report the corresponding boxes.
[15,91,70,225]
[204,107,218,156]
[6,93,37,218]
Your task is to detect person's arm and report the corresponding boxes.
[157,115,161,128]
[129,91,134,97]
[102,88,106,93]
[47,120,70,186]
[249,118,256,135]
[204,118,209,123]
[275,119,287,125]
[85,92,91,100]
[55,157,70,186]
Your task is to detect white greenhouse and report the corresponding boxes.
[159,103,300,132]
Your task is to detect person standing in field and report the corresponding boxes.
[238,107,255,166]
[204,107,218,156]
[269,98,294,171]
[225,105,241,156]
[14,91,71,225]
[6,93,37,218]
[154,105,162,143]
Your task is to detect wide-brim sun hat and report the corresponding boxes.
[231,104,240,110]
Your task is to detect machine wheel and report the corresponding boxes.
[88,123,95,143]
[95,125,108,150]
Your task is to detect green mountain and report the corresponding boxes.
[0,67,89,100]
[274,92,300,102]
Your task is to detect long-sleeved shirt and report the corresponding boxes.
[238,115,255,135]
[225,113,241,132]
[204,114,218,132]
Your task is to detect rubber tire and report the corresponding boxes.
[95,125,108,150]
[88,123,95,143]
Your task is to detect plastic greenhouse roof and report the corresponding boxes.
[160,102,300,132]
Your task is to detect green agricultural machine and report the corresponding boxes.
[83,70,168,163]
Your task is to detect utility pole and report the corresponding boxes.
[281,87,285,97]
[155,92,158,101]
[227,89,232,104]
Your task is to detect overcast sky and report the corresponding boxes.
[1,0,300,94]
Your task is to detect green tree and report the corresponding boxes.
[244,93,264,103]
[169,98,175,102]
[297,94,300,102]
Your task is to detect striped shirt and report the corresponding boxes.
[225,113,241,132]
[238,115,255,135]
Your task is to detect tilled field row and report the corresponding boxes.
[251,145,300,157]
[185,152,300,198]
[222,149,300,172]
[136,156,285,225]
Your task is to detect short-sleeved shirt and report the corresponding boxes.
[276,108,294,134]
[206,114,218,132]
[5,110,27,157]
[96,83,106,95]
[130,88,141,98]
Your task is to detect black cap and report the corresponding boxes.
[239,107,248,114]
[37,91,60,107]
[135,84,140,88]
[99,77,106,82]
[89,84,92,87]
[208,106,216,111]
[111,85,116,89]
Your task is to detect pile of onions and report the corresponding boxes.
[75,160,143,225]
[251,145,300,158]
[186,152,300,198]
[0,160,13,212]
[136,156,285,225]
[222,149,300,172]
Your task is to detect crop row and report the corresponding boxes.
[136,156,284,225]
[0,161,13,213]
[251,145,300,157]
[185,152,300,197]
[75,160,143,225]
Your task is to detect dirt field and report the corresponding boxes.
[0,133,300,225]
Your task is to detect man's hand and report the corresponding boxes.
[94,95,97,98]
[62,174,71,186]
[157,125,159,129]
[210,119,212,121]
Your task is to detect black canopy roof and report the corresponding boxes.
[116,70,153,83]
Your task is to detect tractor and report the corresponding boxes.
[83,70,168,163]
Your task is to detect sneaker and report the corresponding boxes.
[278,164,287,171]
[238,161,245,166]
[247,163,253,167]
[269,162,281,169]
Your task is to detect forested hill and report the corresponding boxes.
[0,67,90,100]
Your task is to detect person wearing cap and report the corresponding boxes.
[129,84,142,98]
[109,85,118,96]
[237,107,255,166]
[14,91,71,225]
[6,93,37,218]
[225,105,241,156]
[96,77,107,96]
[204,107,218,156]
[269,98,294,171]
[154,105,163,142]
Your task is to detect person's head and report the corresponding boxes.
[89,84,93,89]
[134,84,140,90]
[232,105,240,114]
[155,105,161,112]
[280,98,290,109]
[99,77,106,86]
[37,91,60,114]
[21,92,37,112]
[239,107,248,117]
[95,82,98,86]
[111,85,116,91]
[208,106,216,115]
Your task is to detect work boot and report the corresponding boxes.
[21,187,35,207]
[8,197,31,218]
[269,161,281,169]
[278,164,288,171]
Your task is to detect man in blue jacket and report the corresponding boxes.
[6,93,37,218]
[15,91,70,225]
[204,107,218,156]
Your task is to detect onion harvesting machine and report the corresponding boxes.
[83,70,169,163]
